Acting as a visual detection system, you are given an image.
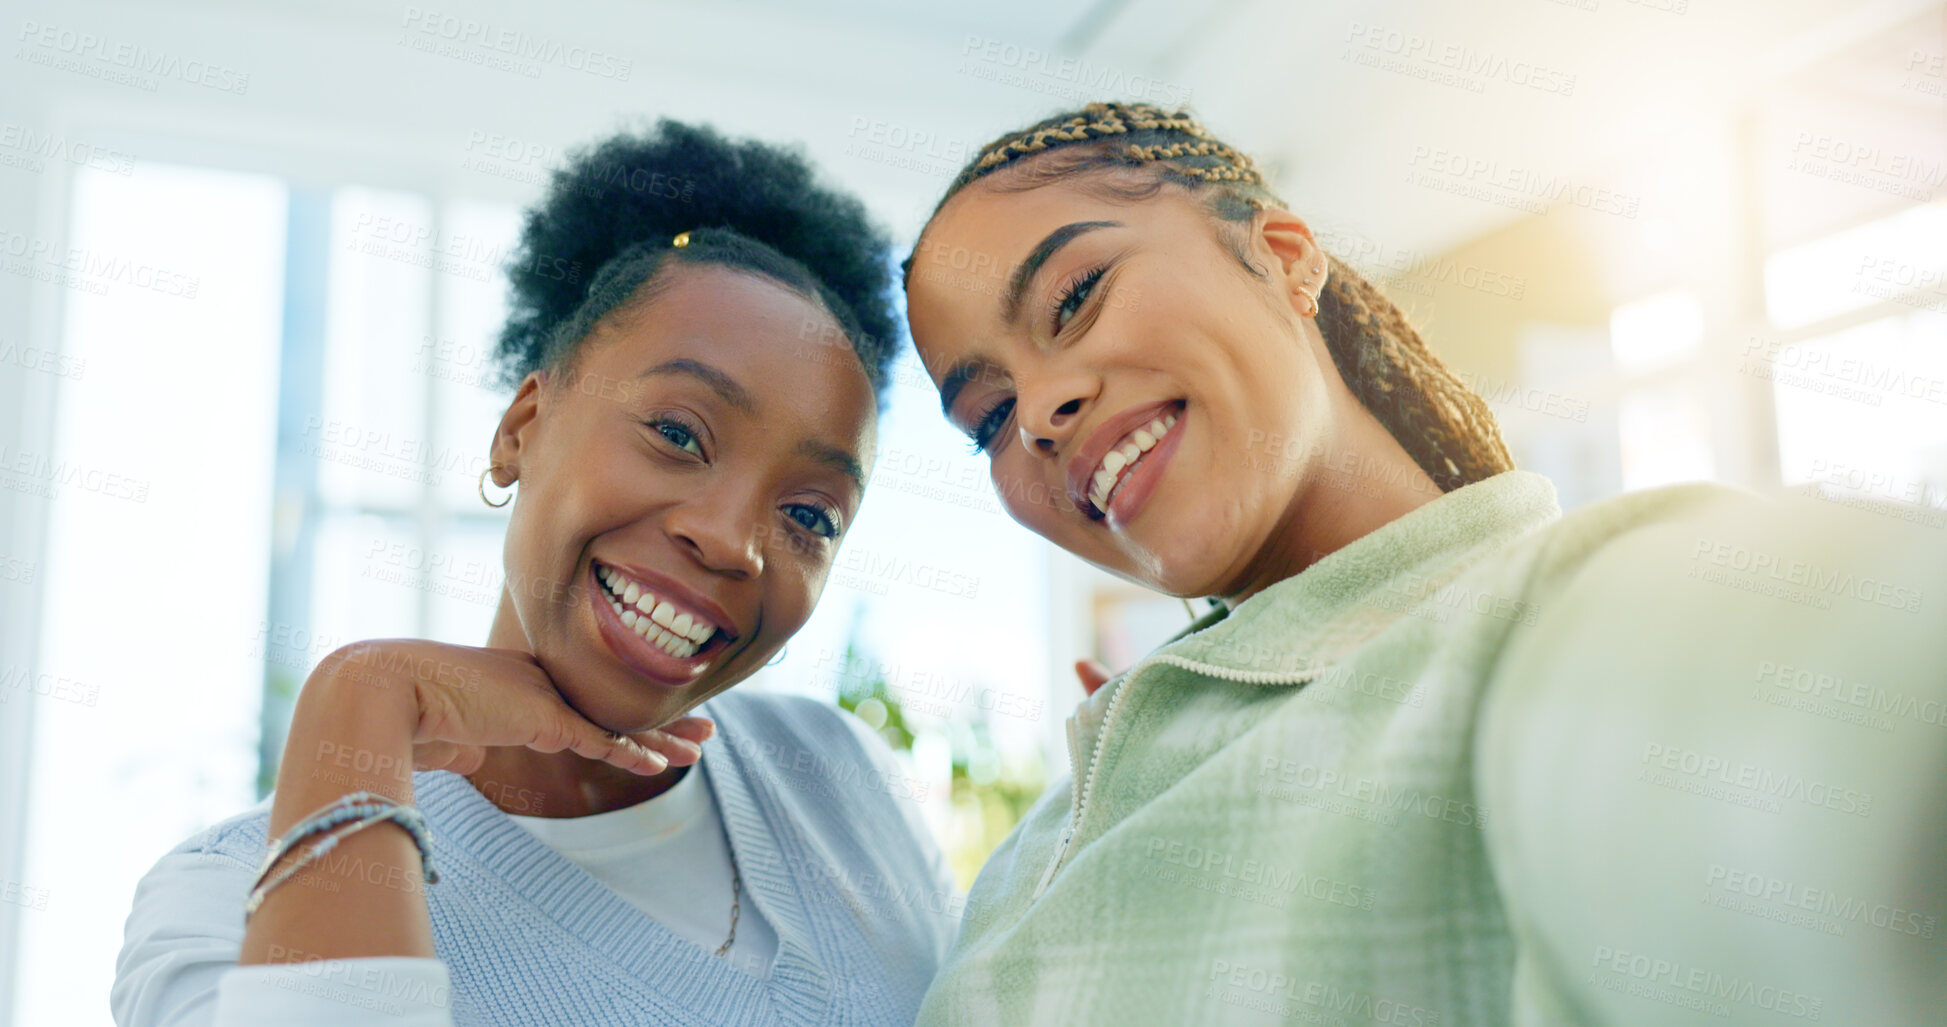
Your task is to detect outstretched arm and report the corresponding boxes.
[1477,490,1947,1025]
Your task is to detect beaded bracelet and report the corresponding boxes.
[253,792,398,881]
[244,792,438,920]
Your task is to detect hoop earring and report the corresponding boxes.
[478,466,514,508]
[765,647,789,668]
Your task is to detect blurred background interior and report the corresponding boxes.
[1,0,1942,1022]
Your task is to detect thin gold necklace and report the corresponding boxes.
[714,845,742,955]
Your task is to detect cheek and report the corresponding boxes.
[763,563,824,638]
[502,488,567,587]
[990,458,1084,540]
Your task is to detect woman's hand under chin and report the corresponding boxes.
[317,638,716,778]
[238,637,715,966]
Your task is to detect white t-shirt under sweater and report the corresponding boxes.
[504,760,778,979]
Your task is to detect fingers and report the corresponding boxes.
[1075,658,1114,697]
[626,727,704,767]
[529,713,670,776]
[660,717,716,743]
[587,731,670,775]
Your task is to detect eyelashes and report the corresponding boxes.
[1050,265,1105,334]
[646,415,707,459]
[963,262,1110,454]
[784,502,842,540]
[968,397,1015,454]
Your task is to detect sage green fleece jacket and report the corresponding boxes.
[916,470,1947,1026]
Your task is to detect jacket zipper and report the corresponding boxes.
[1027,552,1493,897]
[1029,653,1322,900]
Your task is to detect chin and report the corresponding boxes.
[1173,525,1283,598]
[1150,570,1231,602]
[1097,544,1227,602]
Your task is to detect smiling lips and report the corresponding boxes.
[595,563,723,660]
[1081,408,1180,517]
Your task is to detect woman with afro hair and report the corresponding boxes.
[113,121,955,1027]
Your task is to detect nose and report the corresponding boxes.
[1014,371,1096,457]
[664,490,764,580]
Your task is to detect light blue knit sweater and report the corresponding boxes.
[115,691,958,1026]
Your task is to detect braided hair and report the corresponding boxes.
[496,120,898,400]
[911,102,1513,492]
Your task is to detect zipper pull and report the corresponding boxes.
[1031,820,1074,900]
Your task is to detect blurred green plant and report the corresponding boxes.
[830,620,1045,890]
[832,646,914,752]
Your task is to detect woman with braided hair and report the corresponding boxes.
[903,102,1945,1024]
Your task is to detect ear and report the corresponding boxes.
[1255,209,1327,315]
[488,371,549,485]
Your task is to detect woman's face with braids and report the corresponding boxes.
[908,175,1421,600]
[489,266,877,731]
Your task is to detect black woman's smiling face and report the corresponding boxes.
[495,265,877,731]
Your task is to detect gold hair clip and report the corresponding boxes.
[672,231,692,248]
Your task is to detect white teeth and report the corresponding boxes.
[637,621,697,660]
[599,565,721,654]
[629,606,701,659]
[1086,408,1182,514]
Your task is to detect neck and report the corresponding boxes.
[1222,410,1442,607]
[467,591,687,817]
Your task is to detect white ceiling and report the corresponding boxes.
[4,0,1940,256]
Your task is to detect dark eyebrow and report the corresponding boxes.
[797,439,865,492]
[636,358,755,415]
[1002,220,1121,325]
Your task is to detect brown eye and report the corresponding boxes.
[648,418,704,458]
[969,397,1016,454]
[784,503,840,540]
[1053,267,1104,332]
